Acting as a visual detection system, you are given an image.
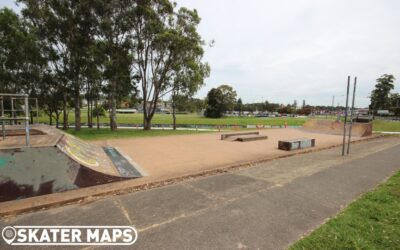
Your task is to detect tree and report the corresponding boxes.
[82,46,103,129]
[297,105,312,116]
[0,8,44,95]
[95,0,136,131]
[184,98,206,113]
[389,93,400,116]
[235,98,243,115]
[180,97,205,113]
[370,74,395,113]
[40,70,64,127]
[171,94,189,112]
[131,1,208,130]
[204,88,224,118]
[92,104,107,129]
[278,105,289,114]
[204,85,237,118]
[168,8,210,130]
[0,7,49,127]
[217,84,237,112]
[21,0,98,131]
[265,101,280,112]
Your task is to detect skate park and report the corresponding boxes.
[92,121,372,182]
[0,92,374,215]
[1,1,399,248]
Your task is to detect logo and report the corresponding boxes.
[2,226,137,246]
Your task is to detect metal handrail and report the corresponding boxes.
[0,93,28,97]
[0,117,30,120]
[0,93,30,146]
[1,109,28,112]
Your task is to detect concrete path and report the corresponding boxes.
[1,137,400,249]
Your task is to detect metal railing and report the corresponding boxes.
[0,93,34,147]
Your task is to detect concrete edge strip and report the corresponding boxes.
[373,131,400,134]
[114,146,148,177]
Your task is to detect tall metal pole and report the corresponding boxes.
[342,76,350,156]
[11,97,15,125]
[24,96,30,147]
[347,77,357,154]
[35,98,39,124]
[1,97,4,140]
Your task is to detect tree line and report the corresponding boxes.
[0,0,210,130]
[204,74,400,118]
[370,74,399,116]
[204,84,314,118]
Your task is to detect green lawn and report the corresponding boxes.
[290,171,400,250]
[65,128,211,140]
[371,120,400,132]
[39,111,400,132]
[39,112,308,126]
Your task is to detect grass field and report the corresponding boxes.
[371,120,400,132]
[290,171,400,250]
[65,128,211,140]
[39,112,307,126]
[39,111,400,131]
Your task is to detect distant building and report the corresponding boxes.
[137,100,172,113]
[116,109,137,114]
[377,110,391,115]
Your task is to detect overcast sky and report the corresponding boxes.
[3,0,399,107]
[176,0,400,107]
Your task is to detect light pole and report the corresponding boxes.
[261,97,264,113]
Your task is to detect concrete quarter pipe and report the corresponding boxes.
[302,119,372,137]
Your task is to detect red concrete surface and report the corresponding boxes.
[93,128,365,181]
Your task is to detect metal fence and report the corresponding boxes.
[0,93,38,147]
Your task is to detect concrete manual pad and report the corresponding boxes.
[235,134,268,142]
[220,131,259,140]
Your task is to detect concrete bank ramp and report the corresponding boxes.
[0,124,143,179]
[57,133,141,178]
[0,125,142,202]
[303,119,372,137]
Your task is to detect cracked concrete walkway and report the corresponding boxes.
[1,137,400,249]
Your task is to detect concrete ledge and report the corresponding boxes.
[221,131,259,140]
[279,138,315,151]
[236,135,268,142]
